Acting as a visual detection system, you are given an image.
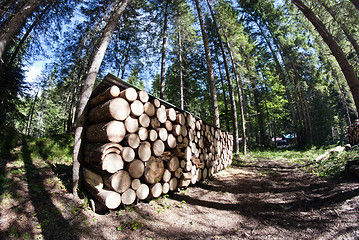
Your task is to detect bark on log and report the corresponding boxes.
[83,168,103,191]
[89,85,120,107]
[104,170,131,193]
[143,157,165,184]
[85,183,121,209]
[88,97,130,123]
[84,144,124,173]
[86,121,126,143]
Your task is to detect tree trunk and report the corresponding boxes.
[215,54,230,132]
[7,4,52,66]
[72,0,132,198]
[160,0,169,99]
[219,23,247,154]
[318,0,359,57]
[349,0,359,9]
[207,0,238,152]
[194,0,220,128]
[0,0,43,61]
[252,17,297,133]
[328,61,352,125]
[24,85,40,135]
[292,0,359,115]
[178,26,184,110]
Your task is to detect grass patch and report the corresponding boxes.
[233,145,358,178]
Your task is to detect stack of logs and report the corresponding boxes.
[83,85,233,209]
[347,119,359,146]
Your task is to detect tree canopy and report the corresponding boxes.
[1,0,358,152]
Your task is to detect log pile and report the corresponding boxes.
[347,119,359,146]
[83,83,233,210]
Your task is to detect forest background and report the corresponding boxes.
[1,0,359,159]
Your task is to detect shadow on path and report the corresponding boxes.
[21,140,79,240]
[171,159,359,232]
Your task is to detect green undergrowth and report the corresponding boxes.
[0,125,73,165]
[233,145,359,177]
[307,145,359,177]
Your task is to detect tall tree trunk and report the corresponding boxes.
[25,85,40,135]
[218,18,247,154]
[160,0,169,99]
[326,58,352,125]
[120,44,131,80]
[292,0,359,115]
[234,70,247,155]
[251,17,298,134]
[7,3,52,66]
[215,54,230,132]
[318,0,359,59]
[178,27,184,110]
[349,0,359,9]
[207,0,239,152]
[0,0,13,21]
[72,0,131,198]
[194,0,220,128]
[0,0,43,61]
[249,73,266,147]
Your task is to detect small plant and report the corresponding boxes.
[9,226,19,238]
[23,232,31,239]
[116,226,123,231]
[129,220,143,230]
[176,200,186,208]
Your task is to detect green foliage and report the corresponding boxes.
[308,147,359,177]
[242,146,358,177]
[0,125,22,156]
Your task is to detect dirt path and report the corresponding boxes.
[1,155,359,239]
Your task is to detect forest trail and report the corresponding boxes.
[1,154,359,239]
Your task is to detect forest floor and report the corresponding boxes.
[1,143,359,239]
